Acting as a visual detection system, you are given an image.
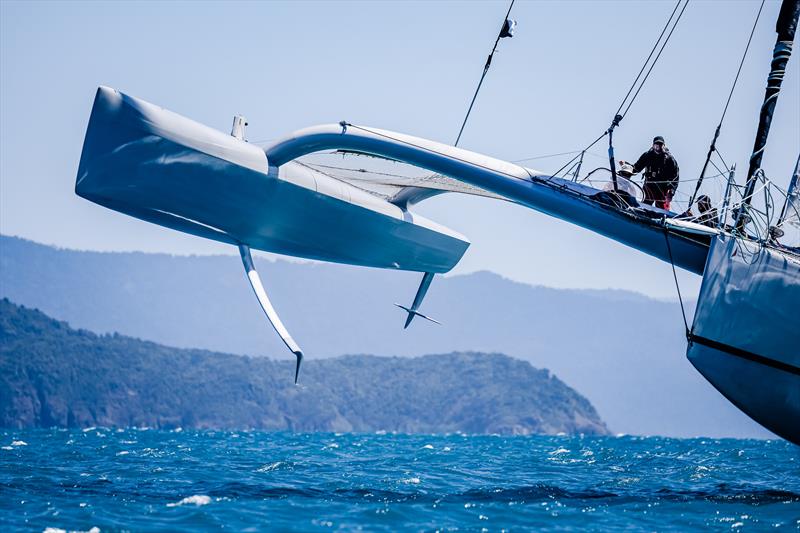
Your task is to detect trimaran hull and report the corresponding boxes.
[688,236,800,444]
[77,87,798,443]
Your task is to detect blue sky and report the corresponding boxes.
[1,0,798,298]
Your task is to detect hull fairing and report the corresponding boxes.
[76,87,470,274]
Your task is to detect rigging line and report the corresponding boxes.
[454,0,516,147]
[614,0,683,117]
[513,149,606,163]
[512,150,583,162]
[551,131,609,178]
[714,149,730,173]
[709,159,729,185]
[620,0,690,119]
[688,0,765,209]
[719,0,766,125]
[663,227,690,335]
[561,1,687,186]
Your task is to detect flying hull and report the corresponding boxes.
[76,87,470,274]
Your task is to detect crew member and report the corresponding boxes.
[628,136,680,210]
[695,195,719,228]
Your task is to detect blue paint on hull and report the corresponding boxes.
[688,236,800,444]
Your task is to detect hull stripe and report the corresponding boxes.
[688,333,800,376]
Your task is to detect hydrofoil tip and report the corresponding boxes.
[394,303,441,328]
[293,350,303,384]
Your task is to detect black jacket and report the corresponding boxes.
[632,148,679,192]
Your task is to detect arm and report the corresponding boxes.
[632,151,650,174]
[667,156,680,191]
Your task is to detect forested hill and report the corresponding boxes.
[0,234,769,438]
[0,299,608,435]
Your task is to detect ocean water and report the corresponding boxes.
[1,430,798,532]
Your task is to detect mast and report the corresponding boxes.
[737,0,800,230]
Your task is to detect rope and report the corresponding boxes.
[688,0,765,209]
[663,226,690,336]
[551,1,689,180]
[613,0,683,118]
[513,150,596,163]
[551,131,609,178]
[718,0,765,125]
[454,0,516,147]
[620,0,690,119]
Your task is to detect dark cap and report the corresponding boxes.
[653,135,665,145]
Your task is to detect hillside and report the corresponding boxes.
[0,299,608,435]
[0,235,770,438]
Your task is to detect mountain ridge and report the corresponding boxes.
[0,299,608,435]
[0,234,771,438]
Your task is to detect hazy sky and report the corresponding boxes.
[1,0,798,298]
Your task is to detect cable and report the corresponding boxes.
[719,0,765,125]
[512,150,584,163]
[550,131,609,178]
[455,0,516,146]
[613,0,683,117]
[551,1,688,181]
[620,0,690,119]
[663,227,690,335]
[688,0,765,209]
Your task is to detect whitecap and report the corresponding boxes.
[167,495,211,507]
[82,427,96,433]
[116,451,130,456]
[11,440,27,446]
[42,526,100,533]
[401,477,421,484]
[256,462,284,473]
[1,446,13,451]
[549,448,569,455]
[443,447,452,452]
[422,444,434,450]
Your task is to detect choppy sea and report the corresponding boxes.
[1,430,798,532]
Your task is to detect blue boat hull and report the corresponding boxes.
[76,87,470,274]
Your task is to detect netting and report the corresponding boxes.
[295,151,507,203]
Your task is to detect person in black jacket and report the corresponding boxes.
[628,135,679,210]
[695,195,719,228]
